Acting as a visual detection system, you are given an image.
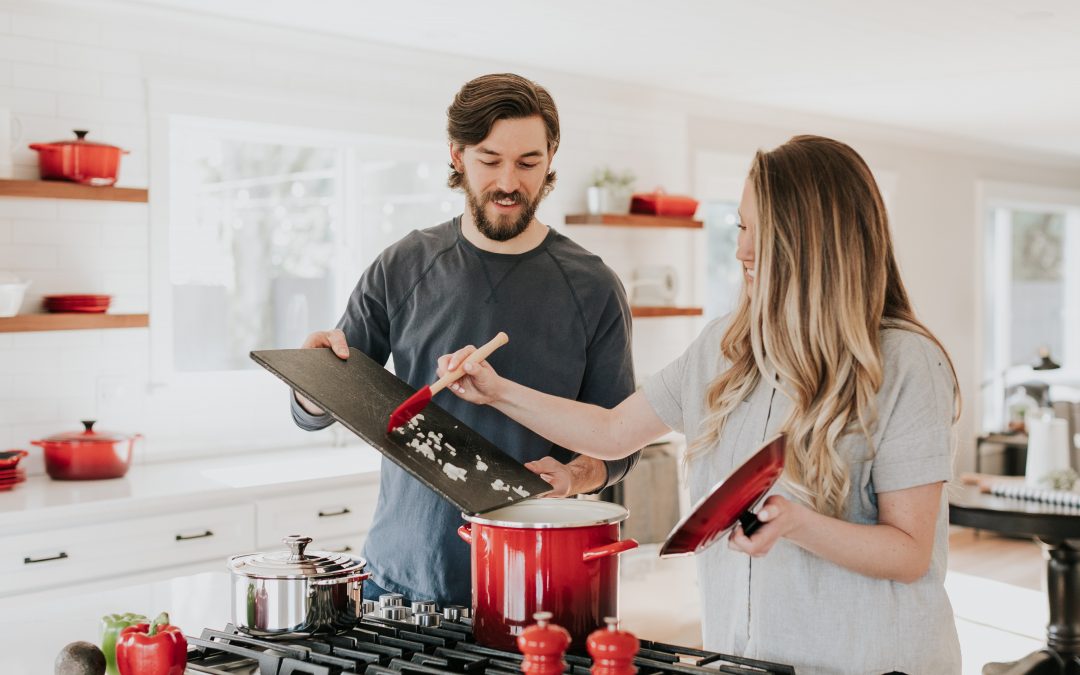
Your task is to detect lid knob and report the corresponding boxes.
[81,420,96,433]
[587,617,639,675]
[282,534,312,562]
[74,130,89,140]
[518,611,570,675]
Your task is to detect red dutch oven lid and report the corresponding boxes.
[31,130,125,151]
[38,420,131,444]
[659,433,786,557]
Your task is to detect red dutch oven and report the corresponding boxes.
[457,499,638,651]
[31,420,141,480]
[29,130,129,186]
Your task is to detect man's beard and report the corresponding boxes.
[463,178,543,243]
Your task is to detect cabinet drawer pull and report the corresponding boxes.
[318,507,352,518]
[24,552,69,564]
[324,545,353,553]
[175,530,214,541]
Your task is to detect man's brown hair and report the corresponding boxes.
[447,73,559,195]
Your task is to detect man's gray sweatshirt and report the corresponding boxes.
[291,216,638,606]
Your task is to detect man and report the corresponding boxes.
[291,73,639,607]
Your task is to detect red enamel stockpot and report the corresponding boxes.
[457,499,638,651]
[31,420,141,480]
[29,130,129,186]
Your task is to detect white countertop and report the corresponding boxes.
[0,442,384,534]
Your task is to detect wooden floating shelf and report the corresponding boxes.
[0,179,148,203]
[565,213,703,229]
[630,306,703,318]
[0,313,149,333]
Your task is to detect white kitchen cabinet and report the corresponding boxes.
[0,444,383,600]
[255,485,378,549]
[0,504,255,596]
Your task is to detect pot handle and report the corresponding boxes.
[457,524,472,544]
[582,538,639,562]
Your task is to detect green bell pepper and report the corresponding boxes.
[101,612,147,675]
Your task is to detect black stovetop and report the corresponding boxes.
[184,611,795,675]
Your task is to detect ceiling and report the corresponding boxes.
[121,0,1080,159]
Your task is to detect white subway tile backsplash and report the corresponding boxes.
[0,34,57,65]
[102,222,148,248]
[54,44,142,76]
[57,93,145,125]
[7,86,58,115]
[12,63,100,95]
[13,220,102,246]
[98,23,182,56]
[10,329,102,350]
[101,271,145,296]
[0,348,62,374]
[23,269,104,296]
[0,10,11,32]
[101,328,149,349]
[0,244,57,269]
[101,74,144,101]
[10,371,96,399]
[10,12,99,44]
[55,395,100,423]
[55,200,147,224]
[0,61,11,87]
[0,219,11,243]
[0,398,59,425]
[0,197,57,220]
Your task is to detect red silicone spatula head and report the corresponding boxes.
[387,386,433,433]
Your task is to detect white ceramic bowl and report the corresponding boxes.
[0,279,30,317]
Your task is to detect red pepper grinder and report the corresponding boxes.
[518,611,571,675]
[587,617,639,675]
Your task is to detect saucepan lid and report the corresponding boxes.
[659,433,786,558]
[228,534,367,580]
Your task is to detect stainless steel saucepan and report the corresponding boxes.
[227,534,371,637]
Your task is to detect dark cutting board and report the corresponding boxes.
[251,348,551,514]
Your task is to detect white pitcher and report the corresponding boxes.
[1025,408,1071,487]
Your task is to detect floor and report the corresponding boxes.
[619,528,1049,674]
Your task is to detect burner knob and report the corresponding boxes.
[380,605,409,621]
[413,611,442,627]
[379,593,405,608]
[442,605,464,622]
[518,611,570,675]
[361,599,378,616]
[411,600,437,614]
[587,617,639,675]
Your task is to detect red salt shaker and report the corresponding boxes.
[518,611,571,675]
[587,617,639,675]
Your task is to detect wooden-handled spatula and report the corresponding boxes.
[386,332,508,433]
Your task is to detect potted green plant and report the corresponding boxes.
[586,167,636,214]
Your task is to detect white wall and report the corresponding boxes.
[2,0,1080,474]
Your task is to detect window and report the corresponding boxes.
[981,184,1080,431]
[164,119,462,376]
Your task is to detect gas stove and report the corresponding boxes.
[184,599,795,675]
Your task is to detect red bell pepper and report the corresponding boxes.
[115,612,187,675]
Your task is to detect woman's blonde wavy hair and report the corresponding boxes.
[688,135,959,518]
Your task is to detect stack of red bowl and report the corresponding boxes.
[0,450,28,491]
[43,294,111,313]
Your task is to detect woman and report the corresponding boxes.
[440,135,961,674]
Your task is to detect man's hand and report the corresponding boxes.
[295,329,350,415]
[525,455,607,498]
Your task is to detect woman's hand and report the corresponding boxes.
[727,494,807,557]
[436,346,505,405]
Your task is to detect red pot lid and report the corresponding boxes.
[35,130,123,150]
[39,420,131,444]
[659,433,786,558]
